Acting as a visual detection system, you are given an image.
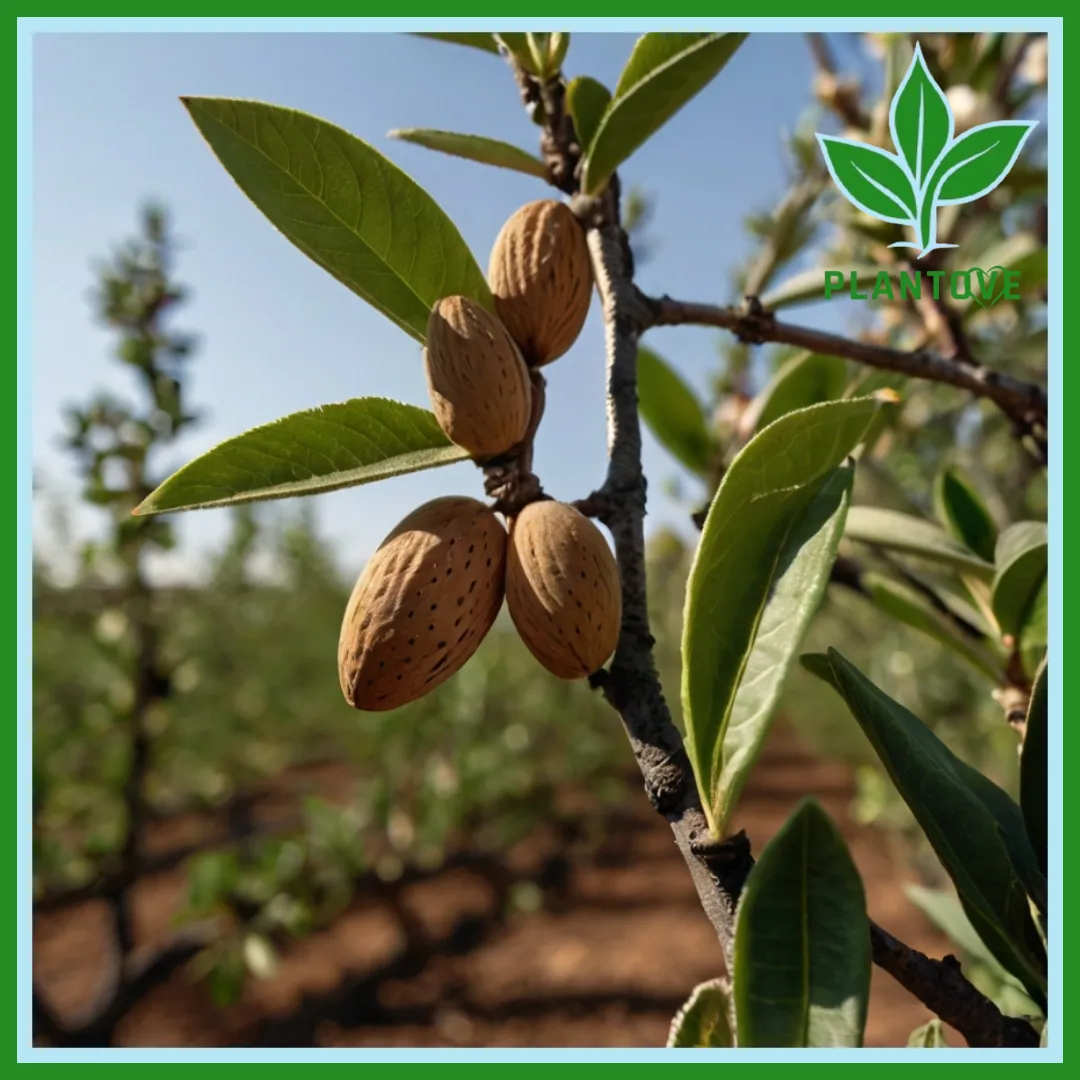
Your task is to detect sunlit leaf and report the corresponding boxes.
[389,129,547,178]
[667,978,733,1048]
[135,399,469,516]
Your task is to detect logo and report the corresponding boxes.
[816,42,1037,260]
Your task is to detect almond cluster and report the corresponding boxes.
[338,200,621,712]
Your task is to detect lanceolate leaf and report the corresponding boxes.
[802,649,1047,1009]
[493,32,538,74]
[182,98,492,343]
[933,467,998,563]
[388,129,547,178]
[582,33,747,195]
[682,398,877,834]
[566,76,612,160]
[636,346,711,475]
[741,351,849,436]
[1020,659,1048,878]
[844,507,996,579]
[905,884,1034,1002]
[891,43,953,189]
[734,799,870,1048]
[991,521,1047,636]
[667,979,733,1048]
[713,464,855,832]
[412,32,500,56]
[861,572,1004,684]
[1019,574,1048,680]
[816,137,916,223]
[759,266,891,311]
[134,399,469,516]
[907,1019,949,1048]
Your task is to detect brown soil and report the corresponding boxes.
[34,727,960,1049]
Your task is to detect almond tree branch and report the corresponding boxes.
[647,295,1048,460]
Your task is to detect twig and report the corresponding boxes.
[869,922,1040,1047]
[647,295,1048,460]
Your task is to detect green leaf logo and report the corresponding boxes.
[816,43,1037,259]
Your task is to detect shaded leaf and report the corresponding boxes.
[637,346,711,475]
[817,138,916,222]
[891,44,953,189]
[667,978,733,1048]
[1019,573,1047,680]
[182,98,491,344]
[1020,659,1047,879]
[801,649,1047,1009]
[933,468,998,562]
[412,32,500,56]
[932,122,1039,204]
[741,351,849,436]
[135,399,469,516]
[992,522,1047,636]
[861,572,1004,684]
[713,464,855,831]
[582,33,747,195]
[388,129,547,178]
[734,799,870,1047]
[566,76,612,160]
[844,507,995,579]
[907,1019,949,1048]
[905,884,1034,1003]
[682,398,877,833]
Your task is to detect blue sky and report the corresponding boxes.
[32,31,864,581]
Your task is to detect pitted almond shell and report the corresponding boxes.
[505,499,621,680]
[338,496,507,711]
[488,200,593,367]
[424,296,532,460]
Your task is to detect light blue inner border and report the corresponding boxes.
[17,16,1063,1064]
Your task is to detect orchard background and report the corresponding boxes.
[32,30,1049,1048]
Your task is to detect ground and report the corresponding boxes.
[34,725,960,1048]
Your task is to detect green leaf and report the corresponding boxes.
[412,32,500,56]
[388,129,547,179]
[760,266,892,311]
[817,137,916,222]
[1019,573,1047,680]
[637,346,711,475]
[566,76,612,159]
[546,32,571,74]
[844,507,996,580]
[991,522,1047,637]
[801,649,1047,1009]
[907,1019,949,1048]
[493,32,539,74]
[892,44,952,189]
[713,464,855,832]
[182,97,492,344]
[1020,659,1047,879]
[861,572,1004,684]
[667,978,733,1048]
[134,399,469,516]
[905,884,1034,1002]
[682,398,877,834]
[733,799,870,1048]
[582,33,747,195]
[931,122,1038,205]
[741,351,849,435]
[933,468,998,563]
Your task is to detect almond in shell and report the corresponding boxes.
[505,500,621,679]
[338,496,506,711]
[424,296,532,460]
[488,200,593,367]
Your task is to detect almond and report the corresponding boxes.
[488,200,593,367]
[424,296,532,460]
[338,496,506,711]
[505,500,621,679]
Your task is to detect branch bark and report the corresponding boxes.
[648,295,1048,459]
